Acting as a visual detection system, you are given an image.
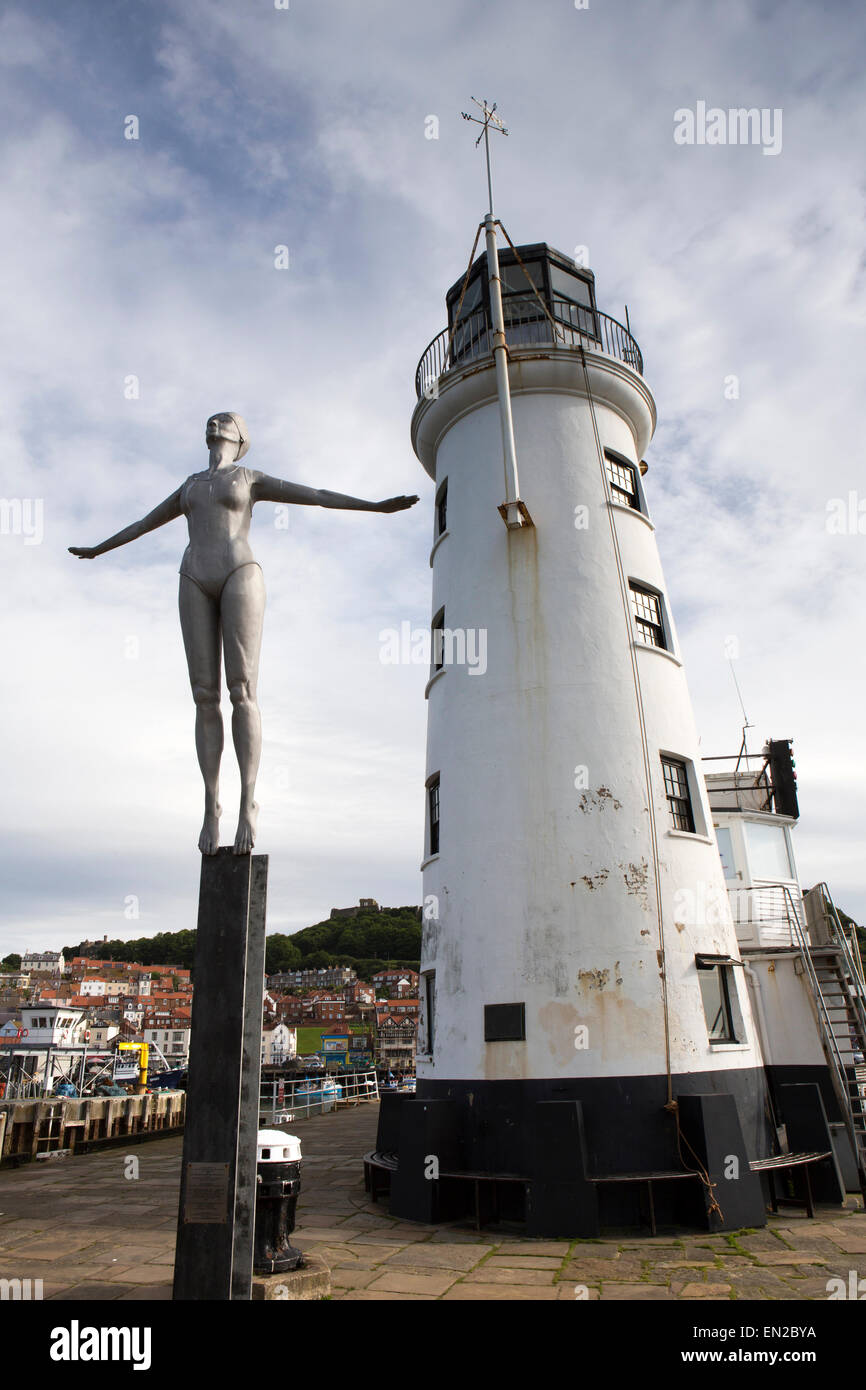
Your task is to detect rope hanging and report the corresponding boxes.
[577,342,725,1223]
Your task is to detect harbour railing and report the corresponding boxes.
[259,1069,380,1125]
[415,295,643,399]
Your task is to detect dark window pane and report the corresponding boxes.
[605,455,639,509]
[698,966,736,1041]
[424,973,435,1052]
[428,780,440,855]
[662,757,695,832]
[436,482,447,536]
[449,273,483,325]
[630,584,666,649]
[432,608,445,670]
[549,264,593,307]
[500,261,543,295]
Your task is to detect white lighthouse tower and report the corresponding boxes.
[376,116,772,1235]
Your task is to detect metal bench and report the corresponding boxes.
[588,1170,703,1235]
[363,1150,397,1203]
[363,1152,527,1228]
[437,1169,528,1231]
[748,1150,832,1218]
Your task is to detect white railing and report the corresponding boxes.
[259,1069,380,1125]
[728,883,806,945]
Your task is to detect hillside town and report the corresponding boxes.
[0,903,421,1104]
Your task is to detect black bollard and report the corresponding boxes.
[253,1129,304,1275]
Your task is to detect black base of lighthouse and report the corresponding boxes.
[380,1067,774,1234]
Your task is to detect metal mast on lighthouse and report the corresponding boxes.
[460,99,532,530]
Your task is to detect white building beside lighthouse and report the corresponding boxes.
[375,238,776,1235]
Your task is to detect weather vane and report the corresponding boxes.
[461,97,508,216]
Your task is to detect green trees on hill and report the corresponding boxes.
[265,907,421,975]
[61,906,422,979]
[60,931,197,970]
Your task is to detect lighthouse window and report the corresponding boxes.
[428,776,440,855]
[697,963,738,1042]
[451,273,482,323]
[432,608,445,670]
[436,480,447,536]
[662,757,695,832]
[500,260,544,296]
[422,971,436,1053]
[548,264,594,309]
[604,454,640,510]
[629,583,667,650]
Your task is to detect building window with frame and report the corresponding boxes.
[662,756,695,832]
[605,452,640,510]
[432,607,445,671]
[427,775,440,855]
[629,582,667,649]
[436,480,447,536]
[422,971,436,1054]
[697,962,738,1042]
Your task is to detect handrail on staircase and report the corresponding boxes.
[762,881,866,1196]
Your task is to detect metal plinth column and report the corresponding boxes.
[173,848,267,1300]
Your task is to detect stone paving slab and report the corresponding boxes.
[365,1270,459,1296]
[2,1104,864,1302]
[600,1284,676,1300]
[442,1283,562,1300]
[462,1265,556,1286]
[385,1244,492,1270]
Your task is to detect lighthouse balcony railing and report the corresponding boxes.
[727,883,806,947]
[415,295,643,399]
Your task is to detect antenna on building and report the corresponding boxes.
[461,97,508,217]
[460,98,532,530]
[728,656,754,766]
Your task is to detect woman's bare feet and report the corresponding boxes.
[233,801,258,855]
[199,804,222,855]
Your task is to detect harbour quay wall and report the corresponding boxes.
[0,1092,186,1163]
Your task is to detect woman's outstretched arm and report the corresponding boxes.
[69,487,183,558]
[251,474,418,513]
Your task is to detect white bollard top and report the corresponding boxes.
[257,1128,302,1163]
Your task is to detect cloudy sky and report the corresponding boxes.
[1,0,864,958]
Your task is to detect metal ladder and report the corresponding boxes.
[782,882,866,1197]
[34,1100,66,1156]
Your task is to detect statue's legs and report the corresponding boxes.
[179,576,224,854]
[220,564,265,854]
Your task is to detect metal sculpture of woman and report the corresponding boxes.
[70,413,418,855]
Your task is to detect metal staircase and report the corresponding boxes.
[784,882,866,1197]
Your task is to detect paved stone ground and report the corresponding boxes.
[1,1103,863,1301]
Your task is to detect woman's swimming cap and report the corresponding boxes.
[226,413,250,461]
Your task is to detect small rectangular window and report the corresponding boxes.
[697,962,737,1042]
[428,776,440,855]
[500,260,544,296]
[548,263,594,308]
[605,453,640,510]
[432,608,445,671]
[436,480,447,536]
[630,583,667,649]
[662,756,695,832]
